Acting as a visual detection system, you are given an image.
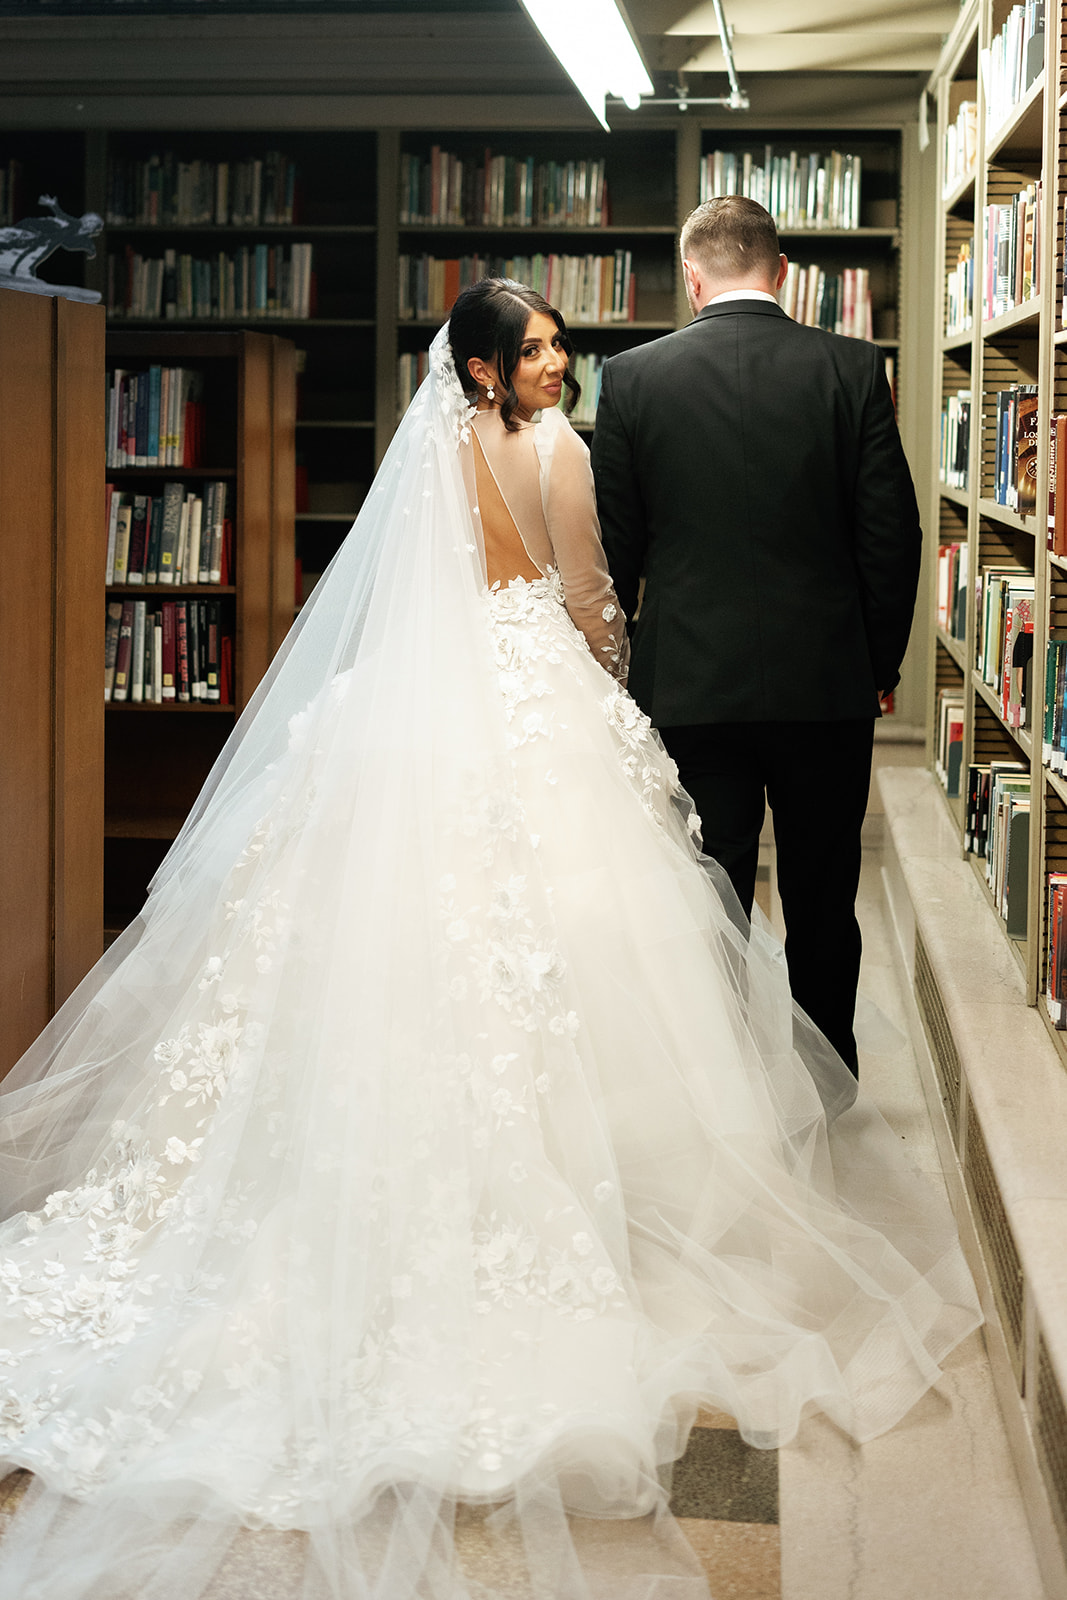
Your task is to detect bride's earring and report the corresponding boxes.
[486,383,495,401]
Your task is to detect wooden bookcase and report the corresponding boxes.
[90,131,374,609]
[103,329,294,936]
[0,288,105,1074]
[928,1,1067,1033]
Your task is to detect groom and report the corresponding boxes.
[591,196,922,1077]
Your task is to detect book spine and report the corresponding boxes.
[176,601,191,702]
[206,600,221,702]
[112,600,135,702]
[130,599,146,703]
[103,600,123,702]
[161,601,177,701]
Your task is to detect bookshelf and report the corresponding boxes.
[929,0,1059,1009]
[697,133,904,360]
[924,7,1067,1594]
[0,289,104,1074]
[382,128,679,448]
[90,132,374,610]
[103,329,294,937]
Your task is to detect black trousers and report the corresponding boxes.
[659,719,875,1077]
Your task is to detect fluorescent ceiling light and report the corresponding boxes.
[518,0,654,129]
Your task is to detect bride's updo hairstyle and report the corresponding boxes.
[449,275,580,431]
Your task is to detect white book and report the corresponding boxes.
[104,487,121,585]
[152,616,163,703]
[187,495,203,587]
[130,600,146,703]
[174,496,191,584]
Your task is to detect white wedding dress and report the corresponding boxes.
[0,329,980,1600]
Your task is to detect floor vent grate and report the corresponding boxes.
[963,1097,1024,1384]
[914,931,961,1135]
[1036,1332,1067,1563]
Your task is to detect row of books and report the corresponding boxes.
[700,148,862,231]
[982,182,1042,322]
[977,566,1034,727]
[105,482,232,587]
[397,252,636,325]
[106,365,204,469]
[395,350,606,425]
[965,761,1030,939]
[981,1,1045,135]
[396,351,430,420]
[105,597,232,705]
[566,351,606,426]
[940,389,971,489]
[945,238,973,337]
[0,156,22,226]
[991,384,1039,514]
[942,101,977,196]
[934,688,965,799]
[1042,633,1067,768]
[936,541,968,642]
[399,149,609,229]
[107,243,315,322]
[1046,872,1067,1026]
[778,264,872,339]
[106,151,299,227]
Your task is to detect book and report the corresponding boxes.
[161,602,177,701]
[112,600,135,702]
[104,484,120,585]
[1016,388,1040,515]
[1047,872,1067,1026]
[205,600,220,702]
[126,494,150,583]
[112,499,133,585]
[145,496,164,584]
[157,481,184,583]
[176,602,191,702]
[130,599,147,703]
[1004,802,1031,939]
[104,600,124,702]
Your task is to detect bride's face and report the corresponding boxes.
[509,311,567,419]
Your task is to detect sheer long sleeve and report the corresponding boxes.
[537,414,630,682]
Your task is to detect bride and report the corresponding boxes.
[0,277,980,1599]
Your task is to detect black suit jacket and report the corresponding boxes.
[590,300,922,726]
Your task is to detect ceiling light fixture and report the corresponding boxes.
[608,0,748,113]
[517,0,654,130]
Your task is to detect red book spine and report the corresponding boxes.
[161,601,177,700]
[176,600,191,702]
[113,599,135,701]
[206,601,220,702]
[219,631,234,707]
[1055,415,1067,556]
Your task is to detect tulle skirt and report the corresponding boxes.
[0,574,980,1599]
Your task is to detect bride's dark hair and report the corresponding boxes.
[449,276,580,431]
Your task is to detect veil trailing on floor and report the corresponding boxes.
[0,327,979,1600]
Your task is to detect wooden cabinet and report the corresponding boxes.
[0,288,105,1073]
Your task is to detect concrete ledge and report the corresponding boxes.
[878,764,1067,1600]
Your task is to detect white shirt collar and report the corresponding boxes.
[704,289,779,306]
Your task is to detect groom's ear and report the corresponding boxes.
[776,254,789,291]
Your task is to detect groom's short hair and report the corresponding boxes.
[680,196,781,284]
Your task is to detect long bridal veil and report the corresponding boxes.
[0,326,979,1600]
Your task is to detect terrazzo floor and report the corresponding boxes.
[0,744,1050,1598]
